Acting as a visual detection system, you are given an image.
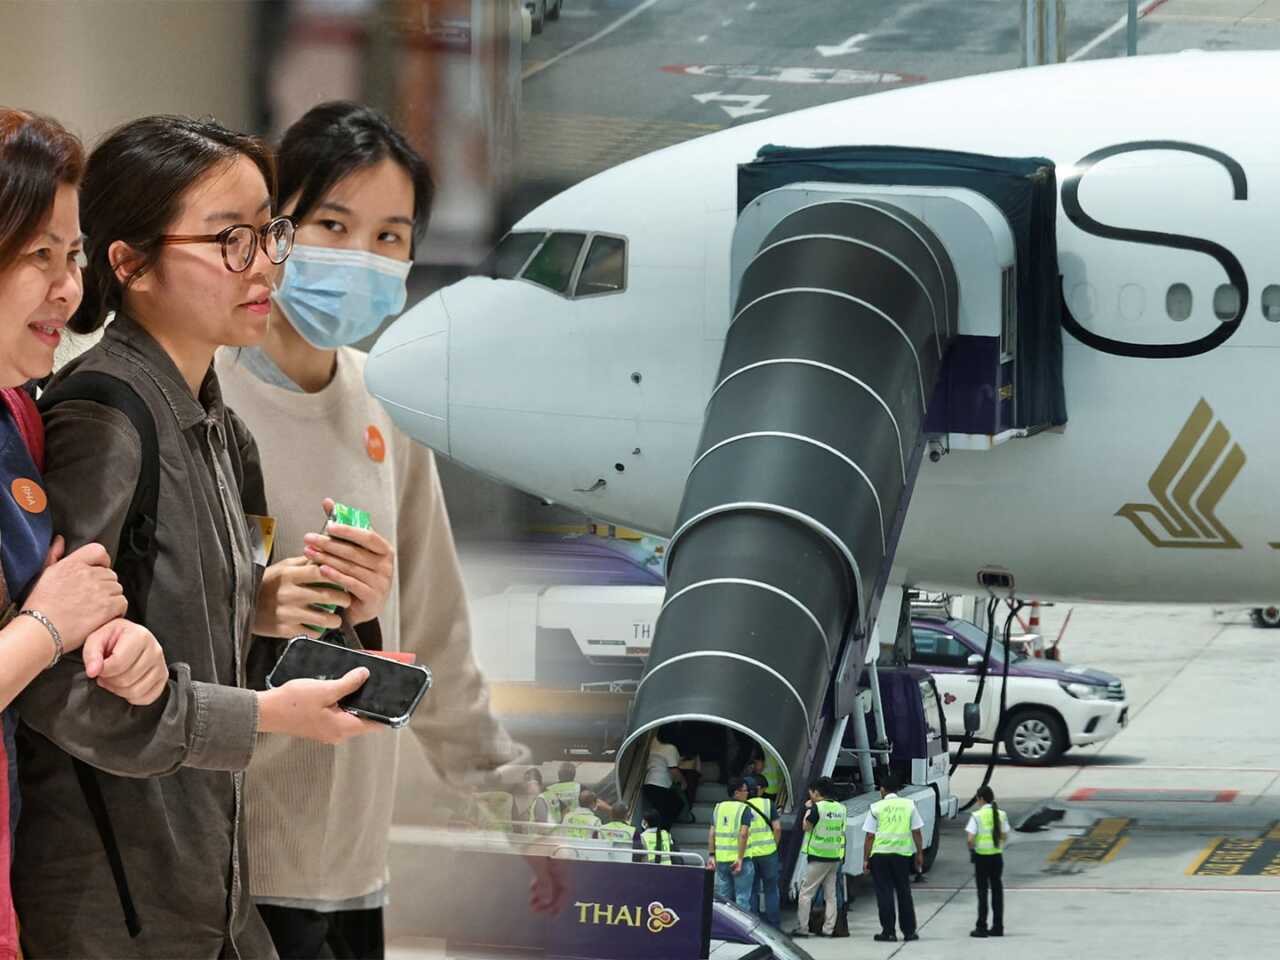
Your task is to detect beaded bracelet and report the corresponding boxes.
[18,609,63,669]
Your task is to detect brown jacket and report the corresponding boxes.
[13,315,273,958]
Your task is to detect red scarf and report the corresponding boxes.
[0,385,43,958]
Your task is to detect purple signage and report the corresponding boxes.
[408,846,712,959]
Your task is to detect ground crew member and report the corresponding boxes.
[863,772,923,943]
[745,775,783,926]
[967,785,1010,938]
[545,762,583,821]
[638,809,677,865]
[600,802,637,845]
[792,777,846,938]
[707,778,755,911]
[562,789,603,840]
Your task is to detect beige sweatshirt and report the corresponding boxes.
[216,346,515,905]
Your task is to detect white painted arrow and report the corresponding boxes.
[816,32,870,57]
[692,91,771,119]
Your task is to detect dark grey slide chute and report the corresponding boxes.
[617,197,957,806]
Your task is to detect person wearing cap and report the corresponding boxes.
[863,772,924,943]
[792,777,846,938]
[707,778,755,911]
[745,775,783,926]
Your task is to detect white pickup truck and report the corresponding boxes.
[910,615,1129,764]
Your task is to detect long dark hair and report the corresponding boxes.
[276,102,433,243]
[0,108,84,267]
[977,785,1002,846]
[72,115,275,334]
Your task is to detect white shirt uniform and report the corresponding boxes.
[644,741,681,788]
[965,808,1013,841]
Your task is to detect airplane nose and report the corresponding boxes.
[365,290,451,456]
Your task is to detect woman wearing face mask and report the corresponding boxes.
[217,101,515,960]
[0,107,171,957]
[14,115,385,960]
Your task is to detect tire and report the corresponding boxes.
[531,0,545,34]
[1002,708,1066,765]
[1252,606,1280,628]
[548,0,562,21]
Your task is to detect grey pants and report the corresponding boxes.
[796,859,841,935]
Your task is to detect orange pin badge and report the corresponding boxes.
[365,425,386,463]
[11,477,47,514]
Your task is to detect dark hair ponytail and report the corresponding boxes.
[276,101,433,242]
[72,115,274,334]
[977,785,1002,846]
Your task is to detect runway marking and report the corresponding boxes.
[1067,0,1172,62]
[662,64,923,86]
[1188,823,1280,877]
[816,32,870,58]
[1069,787,1239,804]
[692,91,770,119]
[523,0,664,80]
[1047,817,1132,865]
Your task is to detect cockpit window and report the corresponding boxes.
[574,235,627,297]
[488,231,545,279]
[521,232,586,293]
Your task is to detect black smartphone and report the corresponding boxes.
[267,637,432,728]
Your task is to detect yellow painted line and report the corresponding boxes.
[1100,836,1130,864]
[1262,822,1280,842]
[1187,838,1226,876]
[1047,838,1076,863]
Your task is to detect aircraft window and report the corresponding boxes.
[1264,286,1280,322]
[1213,284,1241,321]
[521,232,586,293]
[488,231,545,279]
[575,235,627,297]
[1166,283,1193,322]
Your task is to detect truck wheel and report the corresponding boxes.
[531,0,545,34]
[1003,709,1066,765]
[548,0,562,21]
[1252,607,1280,628]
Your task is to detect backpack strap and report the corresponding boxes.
[36,371,157,940]
[38,372,159,620]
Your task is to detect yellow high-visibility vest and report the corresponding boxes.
[870,796,916,857]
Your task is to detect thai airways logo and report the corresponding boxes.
[573,900,680,934]
[1117,398,1245,549]
[647,901,680,934]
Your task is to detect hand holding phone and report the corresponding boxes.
[268,636,432,727]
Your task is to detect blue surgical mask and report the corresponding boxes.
[273,244,412,349]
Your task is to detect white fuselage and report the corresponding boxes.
[370,51,1280,603]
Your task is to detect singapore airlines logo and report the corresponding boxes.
[1117,399,1244,549]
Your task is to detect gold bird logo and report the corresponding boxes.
[1117,398,1245,549]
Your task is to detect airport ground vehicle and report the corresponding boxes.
[1252,606,1280,628]
[910,615,1128,764]
[525,0,561,35]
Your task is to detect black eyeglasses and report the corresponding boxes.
[158,216,295,273]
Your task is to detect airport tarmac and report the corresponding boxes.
[387,602,1280,957]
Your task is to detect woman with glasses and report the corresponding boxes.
[14,115,383,959]
[217,101,515,960]
[0,107,172,958]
